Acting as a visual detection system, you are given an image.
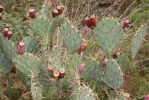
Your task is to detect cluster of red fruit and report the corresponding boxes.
[23,5,65,21]
[1,23,12,39]
[52,5,64,17]
[47,66,65,79]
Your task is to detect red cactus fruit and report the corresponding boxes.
[122,19,129,28]
[2,28,9,37]
[84,14,96,29]
[17,42,26,55]
[0,13,2,20]
[52,9,59,17]
[77,63,85,74]
[52,70,60,78]
[29,8,36,19]
[56,5,64,15]
[58,69,65,79]
[77,42,87,54]
[7,31,12,39]
[89,14,96,27]
[0,5,4,12]
[101,58,109,67]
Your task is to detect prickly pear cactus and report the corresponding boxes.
[131,24,148,58]
[22,36,40,54]
[60,19,82,53]
[0,34,16,74]
[29,18,57,38]
[71,85,98,100]
[15,53,43,86]
[102,59,124,89]
[93,18,123,54]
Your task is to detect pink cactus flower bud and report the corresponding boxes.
[17,42,26,55]
[101,58,109,67]
[77,63,85,74]
[145,95,149,100]
[122,19,130,28]
[71,79,78,86]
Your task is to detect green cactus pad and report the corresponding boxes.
[15,53,43,88]
[0,34,16,74]
[22,36,40,54]
[131,24,148,58]
[93,18,123,54]
[29,18,57,38]
[50,46,62,70]
[82,60,103,85]
[116,53,130,73]
[71,85,98,100]
[15,53,42,76]
[27,28,34,36]
[60,19,82,53]
[103,59,124,89]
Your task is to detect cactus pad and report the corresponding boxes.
[131,24,148,58]
[71,85,98,100]
[82,60,103,85]
[60,19,82,53]
[29,18,57,38]
[15,53,42,76]
[0,34,16,73]
[103,59,124,89]
[93,18,123,54]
